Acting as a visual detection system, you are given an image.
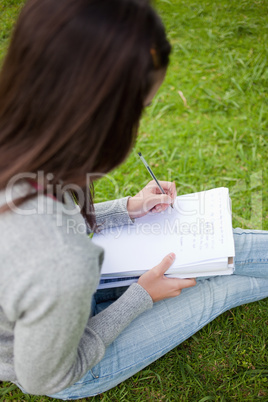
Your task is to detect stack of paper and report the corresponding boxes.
[92,187,235,289]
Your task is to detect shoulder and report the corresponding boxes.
[0,182,102,259]
[0,186,103,318]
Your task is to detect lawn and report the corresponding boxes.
[0,0,267,401]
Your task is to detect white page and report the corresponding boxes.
[98,265,234,289]
[99,257,233,278]
[92,187,235,275]
[167,268,234,279]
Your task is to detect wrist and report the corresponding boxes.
[126,197,136,221]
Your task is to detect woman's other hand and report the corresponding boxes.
[138,253,196,302]
[127,180,177,219]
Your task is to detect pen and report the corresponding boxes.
[138,152,174,208]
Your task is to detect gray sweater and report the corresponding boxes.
[0,182,153,395]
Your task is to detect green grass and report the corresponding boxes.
[0,0,267,400]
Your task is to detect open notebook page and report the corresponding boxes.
[92,187,235,276]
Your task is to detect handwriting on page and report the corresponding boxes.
[92,187,235,274]
[176,187,228,254]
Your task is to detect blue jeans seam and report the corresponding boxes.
[236,261,268,264]
[50,282,268,400]
[234,232,268,236]
[79,293,268,385]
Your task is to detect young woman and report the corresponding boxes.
[0,0,267,399]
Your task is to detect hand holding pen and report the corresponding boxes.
[127,153,177,219]
[138,152,174,209]
[126,155,195,301]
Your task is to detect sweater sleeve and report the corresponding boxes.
[0,189,150,395]
[94,197,134,230]
[89,283,152,347]
[8,231,152,396]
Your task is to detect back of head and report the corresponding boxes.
[0,0,171,226]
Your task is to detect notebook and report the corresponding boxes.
[92,187,235,289]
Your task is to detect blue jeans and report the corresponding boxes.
[45,229,268,398]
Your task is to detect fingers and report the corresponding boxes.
[147,180,176,193]
[128,181,177,219]
[168,277,197,289]
[152,194,172,204]
[153,254,196,289]
[158,180,177,194]
[147,181,177,203]
[158,193,173,204]
[151,203,169,213]
[140,195,170,214]
[138,254,197,302]
[153,253,176,276]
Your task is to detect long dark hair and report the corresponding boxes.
[0,0,171,229]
